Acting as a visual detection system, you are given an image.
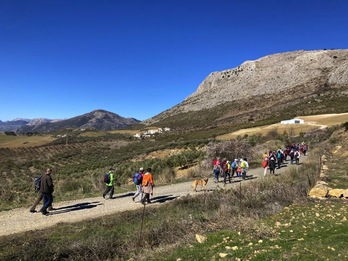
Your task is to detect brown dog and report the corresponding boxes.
[192,178,209,192]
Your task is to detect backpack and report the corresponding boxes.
[262,159,268,168]
[277,151,281,159]
[213,165,220,175]
[103,173,110,183]
[34,176,42,192]
[241,161,246,168]
[133,172,142,185]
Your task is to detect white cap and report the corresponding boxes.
[139,167,144,171]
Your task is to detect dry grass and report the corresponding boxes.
[217,112,348,140]
[0,134,55,148]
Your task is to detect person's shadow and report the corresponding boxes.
[48,201,102,215]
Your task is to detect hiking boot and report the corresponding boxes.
[40,210,49,216]
[48,207,56,211]
[102,194,105,199]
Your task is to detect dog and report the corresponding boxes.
[192,178,209,192]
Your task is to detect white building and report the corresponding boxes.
[280,118,304,124]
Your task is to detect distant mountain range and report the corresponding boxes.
[0,110,140,133]
[2,49,348,134]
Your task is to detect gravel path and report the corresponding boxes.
[0,160,305,237]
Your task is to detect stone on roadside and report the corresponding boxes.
[328,189,345,198]
[196,234,207,243]
[308,183,330,198]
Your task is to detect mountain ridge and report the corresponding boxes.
[0,110,140,133]
[2,49,348,133]
[143,49,348,127]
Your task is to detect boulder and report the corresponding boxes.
[328,189,345,198]
[308,184,330,198]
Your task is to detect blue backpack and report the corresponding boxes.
[133,172,142,185]
[103,173,110,183]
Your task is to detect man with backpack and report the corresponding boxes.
[131,167,144,202]
[39,168,54,215]
[30,169,55,213]
[102,168,115,199]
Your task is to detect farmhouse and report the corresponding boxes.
[280,118,304,124]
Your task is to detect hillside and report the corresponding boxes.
[144,49,348,129]
[16,109,140,133]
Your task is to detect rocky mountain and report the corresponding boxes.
[16,110,140,133]
[0,119,30,132]
[143,49,348,129]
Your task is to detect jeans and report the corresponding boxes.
[40,193,53,213]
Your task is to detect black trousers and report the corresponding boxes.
[103,186,114,198]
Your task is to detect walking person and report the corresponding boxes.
[268,152,277,175]
[30,170,55,213]
[241,158,249,180]
[294,150,301,165]
[102,168,115,199]
[223,160,231,184]
[39,168,54,215]
[262,155,268,177]
[131,167,144,202]
[231,159,238,177]
[141,168,155,205]
[213,164,221,183]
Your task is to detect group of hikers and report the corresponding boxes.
[103,167,155,204]
[212,157,250,183]
[261,142,308,176]
[212,142,308,183]
[30,167,156,215]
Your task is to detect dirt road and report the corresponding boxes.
[0,160,305,237]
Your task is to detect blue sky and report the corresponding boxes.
[0,0,347,122]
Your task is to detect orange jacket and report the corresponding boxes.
[142,172,154,187]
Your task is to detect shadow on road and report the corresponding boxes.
[151,194,178,203]
[49,201,103,215]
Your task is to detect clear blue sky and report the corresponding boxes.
[0,0,347,121]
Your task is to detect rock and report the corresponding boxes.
[195,234,207,243]
[319,171,327,181]
[308,184,330,198]
[328,189,345,198]
[343,189,348,198]
[316,181,329,186]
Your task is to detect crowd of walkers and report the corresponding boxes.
[212,142,308,183]
[261,142,308,177]
[212,157,249,183]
